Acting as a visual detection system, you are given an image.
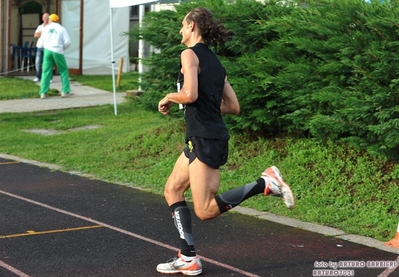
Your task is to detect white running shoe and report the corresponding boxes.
[33,77,39,82]
[156,252,202,276]
[262,166,295,209]
[40,93,46,99]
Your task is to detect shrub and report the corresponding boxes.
[130,0,399,158]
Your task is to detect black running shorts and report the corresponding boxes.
[183,136,228,169]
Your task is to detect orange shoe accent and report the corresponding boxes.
[264,185,271,196]
[183,260,202,271]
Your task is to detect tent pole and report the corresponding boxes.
[110,7,118,115]
[138,4,145,91]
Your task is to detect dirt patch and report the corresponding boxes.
[24,125,103,136]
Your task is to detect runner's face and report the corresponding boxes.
[180,15,191,46]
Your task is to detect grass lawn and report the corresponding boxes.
[0,72,139,100]
[0,75,398,242]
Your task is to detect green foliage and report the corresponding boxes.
[127,8,184,110]
[129,0,399,158]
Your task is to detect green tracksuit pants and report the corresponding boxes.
[39,49,70,94]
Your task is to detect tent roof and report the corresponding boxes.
[109,0,159,8]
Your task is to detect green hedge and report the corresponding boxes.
[129,0,399,158]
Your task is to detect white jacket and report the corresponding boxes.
[34,23,45,48]
[39,22,71,54]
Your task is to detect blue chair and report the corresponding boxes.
[21,41,35,72]
[11,44,21,70]
[29,41,37,66]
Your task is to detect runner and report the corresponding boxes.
[157,7,295,276]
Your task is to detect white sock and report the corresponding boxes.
[180,253,195,261]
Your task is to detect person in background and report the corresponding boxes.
[33,12,51,83]
[39,13,71,99]
[156,7,295,276]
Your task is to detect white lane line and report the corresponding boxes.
[0,189,261,277]
[0,260,31,277]
[377,256,399,277]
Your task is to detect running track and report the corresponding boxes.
[0,157,398,277]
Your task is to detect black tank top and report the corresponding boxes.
[178,43,229,142]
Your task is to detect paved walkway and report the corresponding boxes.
[0,76,126,114]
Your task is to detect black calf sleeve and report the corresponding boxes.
[170,201,196,257]
[215,179,265,213]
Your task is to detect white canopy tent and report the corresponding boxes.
[109,0,159,115]
[62,0,130,75]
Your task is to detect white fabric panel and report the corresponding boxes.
[109,0,158,8]
[61,0,130,75]
[83,0,130,74]
[63,0,80,70]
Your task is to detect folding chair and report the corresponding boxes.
[11,44,22,70]
[21,41,34,72]
[29,41,37,68]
